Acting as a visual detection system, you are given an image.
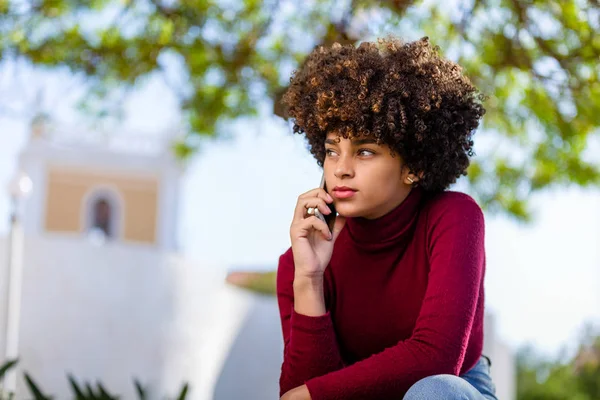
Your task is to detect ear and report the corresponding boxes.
[404,171,424,185]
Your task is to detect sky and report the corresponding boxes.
[0,59,599,362]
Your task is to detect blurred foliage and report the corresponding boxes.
[226,270,277,295]
[516,326,600,400]
[1,0,599,219]
[0,358,189,400]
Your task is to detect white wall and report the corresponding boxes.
[0,235,250,400]
[490,340,516,400]
[214,294,283,400]
[485,313,516,400]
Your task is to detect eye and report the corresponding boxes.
[358,149,375,156]
[325,148,338,157]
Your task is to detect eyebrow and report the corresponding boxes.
[325,138,378,146]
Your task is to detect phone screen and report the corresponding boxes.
[319,173,337,232]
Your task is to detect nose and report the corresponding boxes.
[334,153,355,179]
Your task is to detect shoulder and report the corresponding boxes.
[423,190,483,218]
[421,190,485,232]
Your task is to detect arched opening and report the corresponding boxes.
[92,198,112,238]
[83,187,123,243]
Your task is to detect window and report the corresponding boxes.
[92,198,112,238]
[83,187,122,243]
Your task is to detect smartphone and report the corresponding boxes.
[314,173,337,232]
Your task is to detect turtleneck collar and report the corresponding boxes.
[345,186,426,252]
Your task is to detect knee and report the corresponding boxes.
[403,374,476,400]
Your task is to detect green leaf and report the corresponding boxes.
[176,383,189,400]
[96,382,117,400]
[133,379,146,400]
[67,375,86,400]
[0,359,18,380]
[0,0,9,15]
[23,373,52,400]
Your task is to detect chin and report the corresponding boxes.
[334,203,366,218]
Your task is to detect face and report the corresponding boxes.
[323,132,415,219]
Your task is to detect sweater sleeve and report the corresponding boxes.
[276,247,345,397]
[304,194,486,400]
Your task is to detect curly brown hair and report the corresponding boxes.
[281,36,486,192]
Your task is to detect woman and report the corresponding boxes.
[276,36,497,400]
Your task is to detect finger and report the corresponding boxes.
[294,197,332,221]
[292,216,332,241]
[307,198,333,217]
[298,188,334,203]
[331,215,347,242]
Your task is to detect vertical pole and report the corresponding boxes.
[3,197,24,394]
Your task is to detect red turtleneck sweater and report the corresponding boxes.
[276,188,487,400]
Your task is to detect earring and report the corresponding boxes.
[407,176,414,184]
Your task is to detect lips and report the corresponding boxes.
[332,186,357,199]
[333,186,357,192]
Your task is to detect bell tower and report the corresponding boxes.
[17,124,182,249]
[0,122,189,400]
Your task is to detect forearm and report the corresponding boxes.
[280,309,345,395]
[293,274,326,316]
[278,265,344,395]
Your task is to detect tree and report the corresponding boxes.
[516,325,600,400]
[1,0,599,220]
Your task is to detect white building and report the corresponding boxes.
[0,127,255,399]
[0,125,515,400]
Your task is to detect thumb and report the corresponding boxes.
[331,214,347,241]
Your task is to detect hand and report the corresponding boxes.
[280,384,312,400]
[290,188,346,280]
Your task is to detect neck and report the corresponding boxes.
[362,187,414,219]
[345,186,426,252]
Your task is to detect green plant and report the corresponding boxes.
[0,359,190,400]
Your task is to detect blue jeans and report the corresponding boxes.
[403,356,498,400]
